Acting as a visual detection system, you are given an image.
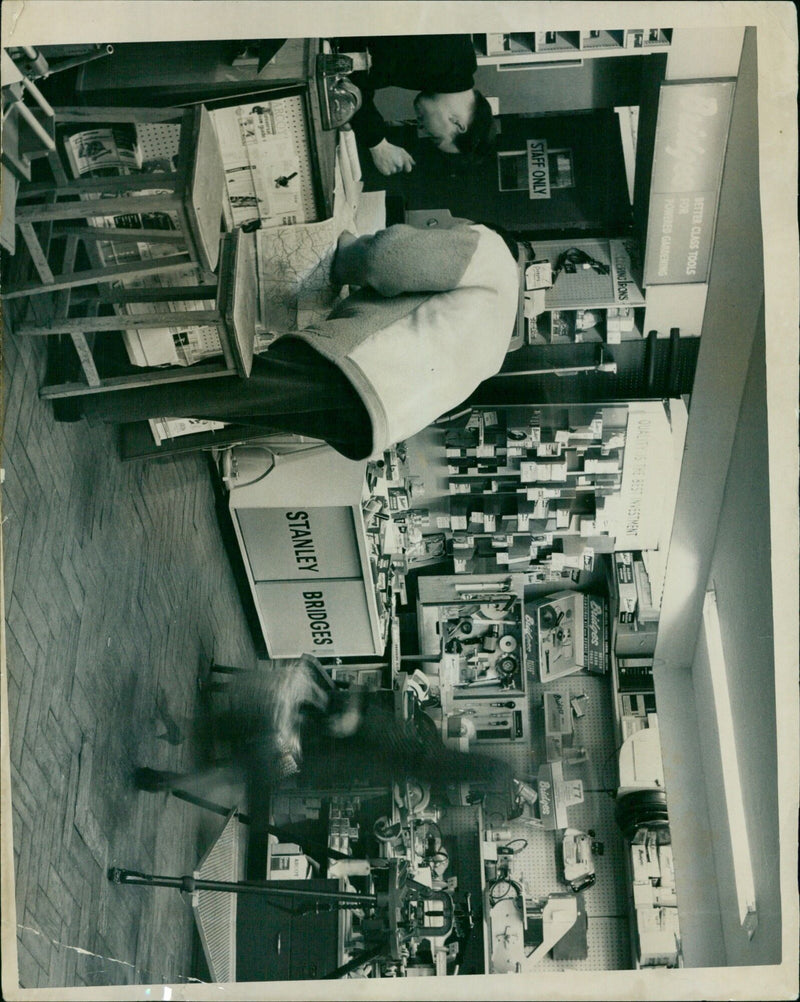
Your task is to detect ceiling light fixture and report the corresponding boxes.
[703,587,758,938]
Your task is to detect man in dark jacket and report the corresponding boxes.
[134,658,516,831]
[340,34,496,175]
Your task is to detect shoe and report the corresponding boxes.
[45,335,81,385]
[133,767,172,792]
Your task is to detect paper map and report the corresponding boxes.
[255,135,363,341]
[256,219,342,335]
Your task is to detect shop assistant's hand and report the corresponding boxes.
[369,138,416,176]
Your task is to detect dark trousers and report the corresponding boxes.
[82,337,373,460]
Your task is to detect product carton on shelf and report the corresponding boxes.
[524,590,609,682]
[525,261,553,291]
[269,843,312,880]
[485,33,509,56]
[657,844,675,887]
[636,906,681,967]
[631,841,661,882]
[653,885,678,907]
[614,552,638,613]
[615,617,659,657]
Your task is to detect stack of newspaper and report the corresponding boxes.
[65,123,223,368]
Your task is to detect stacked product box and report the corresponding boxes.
[328,796,361,857]
[614,552,638,623]
[631,834,680,966]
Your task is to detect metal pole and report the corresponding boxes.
[108,868,378,906]
[167,789,353,862]
[45,45,115,76]
[495,362,617,378]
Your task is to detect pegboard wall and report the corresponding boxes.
[209,95,319,226]
[267,658,633,970]
[136,123,180,166]
[535,239,619,309]
[271,94,319,222]
[435,669,634,973]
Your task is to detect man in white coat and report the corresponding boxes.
[76,222,521,460]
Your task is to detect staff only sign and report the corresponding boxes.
[643,81,735,285]
[527,139,551,199]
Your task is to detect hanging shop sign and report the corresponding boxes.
[601,403,674,551]
[643,80,735,285]
[609,239,646,305]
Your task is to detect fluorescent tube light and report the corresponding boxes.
[703,588,758,938]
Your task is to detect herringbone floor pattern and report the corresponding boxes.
[2,324,258,989]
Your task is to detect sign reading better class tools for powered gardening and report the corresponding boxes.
[643,80,735,286]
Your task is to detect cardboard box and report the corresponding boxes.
[614,552,638,613]
[270,843,312,880]
[631,841,661,882]
[621,715,648,741]
[485,33,509,56]
[631,844,653,883]
[653,885,678,907]
[638,929,680,967]
[617,306,636,332]
[525,591,609,681]
[633,881,655,907]
[658,844,675,887]
[615,617,659,657]
[525,261,553,291]
[636,905,681,964]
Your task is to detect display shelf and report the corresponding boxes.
[621,842,644,969]
[473,28,671,66]
[527,306,647,347]
[417,574,529,707]
[440,404,638,578]
[477,811,492,968]
[522,236,647,349]
[603,557,626,750]
[604,543,683,970]
[604,553,662,748]
[592,566,679,971]
[525,238,645,311]
[580,30,625,51]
